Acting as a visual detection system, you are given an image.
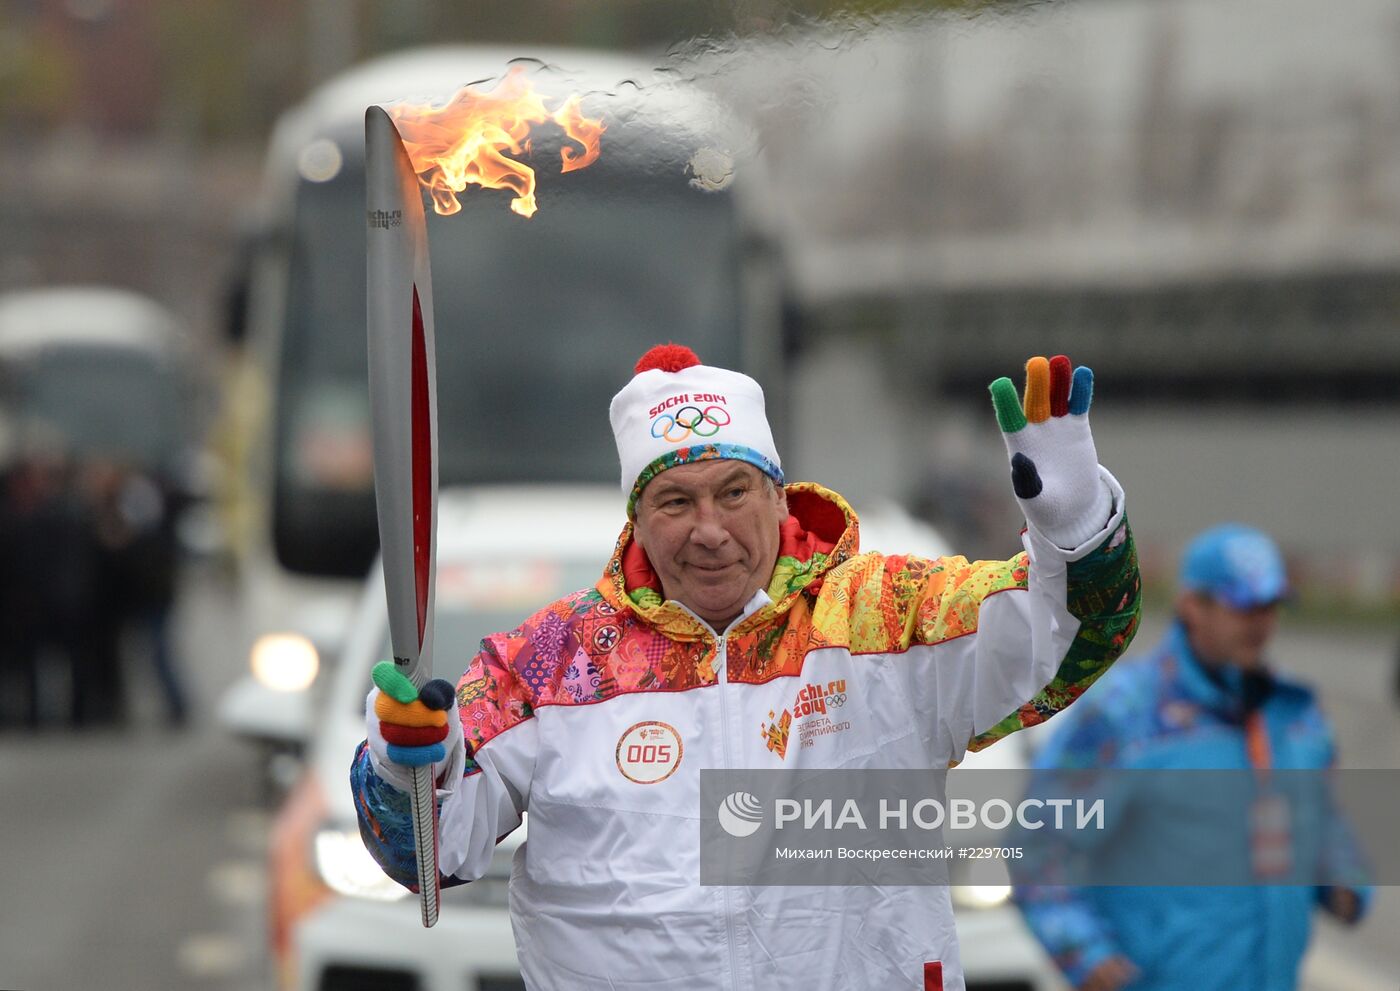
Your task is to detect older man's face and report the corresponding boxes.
[632,460,787,631]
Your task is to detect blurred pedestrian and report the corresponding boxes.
[0,443,96,727]
[1015,524,1370,991]
[82,458,188,727]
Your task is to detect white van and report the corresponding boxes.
[0,286,198,473]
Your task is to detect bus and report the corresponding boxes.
[215,45,793,757]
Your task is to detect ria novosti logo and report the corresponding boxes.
[715,791,1105,837]
[718,791,765,837]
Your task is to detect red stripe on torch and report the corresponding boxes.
[410,285,431,650]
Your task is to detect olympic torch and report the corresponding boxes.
[365,104,441,927]
[363,67,606,930]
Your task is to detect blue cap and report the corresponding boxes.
[1179,524,1290,608]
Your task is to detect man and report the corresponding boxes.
[1015,524,1370,991]
[353,345,1141,990]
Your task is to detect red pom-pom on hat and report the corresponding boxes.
[634,343,701,374]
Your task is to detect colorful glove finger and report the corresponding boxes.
[372,661,457,767]
[988,355,1111,549]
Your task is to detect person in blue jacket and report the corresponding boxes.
[1014,524,1370,991]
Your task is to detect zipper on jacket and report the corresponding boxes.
[716,634,745,991]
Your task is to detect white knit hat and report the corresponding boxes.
[609,344,783,516]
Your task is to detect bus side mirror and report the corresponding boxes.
[780,295,807,362]
[223,264,251,347]
[222,221,280,347]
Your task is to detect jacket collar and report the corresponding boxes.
[595,482,860,640]
[1161,620,1310,718]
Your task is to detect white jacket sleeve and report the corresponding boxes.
[901,469,1138,765]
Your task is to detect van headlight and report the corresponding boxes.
[313,827,409,902]
[951,884,1012,910]
[251,633,319,692]
[950,857,1012,909]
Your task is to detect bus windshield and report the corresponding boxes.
[274,158,744,573]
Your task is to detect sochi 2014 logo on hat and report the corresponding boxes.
[616,721,683,784]
[647,393,732,444]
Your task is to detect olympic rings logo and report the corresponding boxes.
[650,405,731,443]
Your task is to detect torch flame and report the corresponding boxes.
[388,66,605,218]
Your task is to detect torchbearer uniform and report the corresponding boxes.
[355,347,1142,991]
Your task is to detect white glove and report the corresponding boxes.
[989,355,1114,550]
[365,661,465,793]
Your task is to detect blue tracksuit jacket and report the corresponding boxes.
[1014,622,1372,990]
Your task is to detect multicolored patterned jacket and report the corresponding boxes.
[353,475,1140,991]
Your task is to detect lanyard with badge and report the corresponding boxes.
[1246,711,1293,879]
